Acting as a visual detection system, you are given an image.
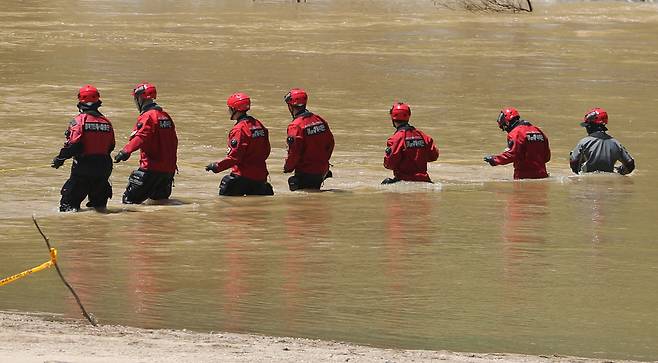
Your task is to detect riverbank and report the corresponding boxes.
[0,311,644,363]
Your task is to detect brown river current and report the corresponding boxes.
[1,0,658,360]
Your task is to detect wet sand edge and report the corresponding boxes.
[0,311,641,363]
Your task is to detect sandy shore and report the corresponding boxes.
[0,311,643,363]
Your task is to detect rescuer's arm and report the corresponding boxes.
[284,124,304,173]
[616,142,635,175]
[569,140,584,174]
[383,136,402,171]
[426,136,439,162]
[115,115,155,163]
[493,135,522,166]
[52,119,83,168]
[209,128,246,173]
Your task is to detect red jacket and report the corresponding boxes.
[384,124,439,182]
[122,105,178,173]
[493,121,550,179]
[214,116,270,181]
[60,112,115,158]
[56,111,115,176]
[284,111,334,175]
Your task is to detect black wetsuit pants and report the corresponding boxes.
[60,172,112,212]
[287,171,330,191]
[122,169,174,204]
[219,173,274,196]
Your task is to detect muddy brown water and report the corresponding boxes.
[1,0,658,360]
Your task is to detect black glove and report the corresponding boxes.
[114,150,130,163]
[483,155,496,166]
[205,162,218,173]
[51,157,65,169]
[615,165,628,175]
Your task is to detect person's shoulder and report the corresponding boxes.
[423,131,436,143]
[508,126,523,136]
[139,109,156,120]
[569,136,589,150]
[312,112,327,122]
[296,113,315,123]
[610,135,627,147]
[289,117,305,128]
[255,118,269,131]
[521,122,543,131]
[70,115,82,126]
[100,114,113,123]
[598,132,613,140]
[518,122,544,134]
[228,122,242,132]
[248,116,266,126]
[287,120,304,136]
[155,108,173,120]
[532,124,545,131]
[535,125,548,137]
[389,130,404,141]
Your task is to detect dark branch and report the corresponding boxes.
[32,215,98,326]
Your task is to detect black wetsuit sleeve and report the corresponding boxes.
[57,142,83,160]
[619,158,635,175]
[617,141,635,175]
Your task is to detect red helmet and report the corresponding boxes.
[390,102,411,121]
[284,88,308,106]
[227,92,251,112]
[497,107,520,130]
[78,84,100,104]
[581,107,608,127]
[132,82,157,100]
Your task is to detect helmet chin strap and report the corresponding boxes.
[505,118,520,133]
[134,97,144,112]
[230,108,240,120]
[289,105,308,118]
[586,124,607,133]
[134,97,154,112]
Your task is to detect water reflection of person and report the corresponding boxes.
[499,182,549,280]
[569,176,634,245]
[124,213,177,327]
[219,205,257,331]
[278,197,332,329]
[384,193,433,317]
[61,222,112,319]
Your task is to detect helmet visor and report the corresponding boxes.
[497,111,506,129]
